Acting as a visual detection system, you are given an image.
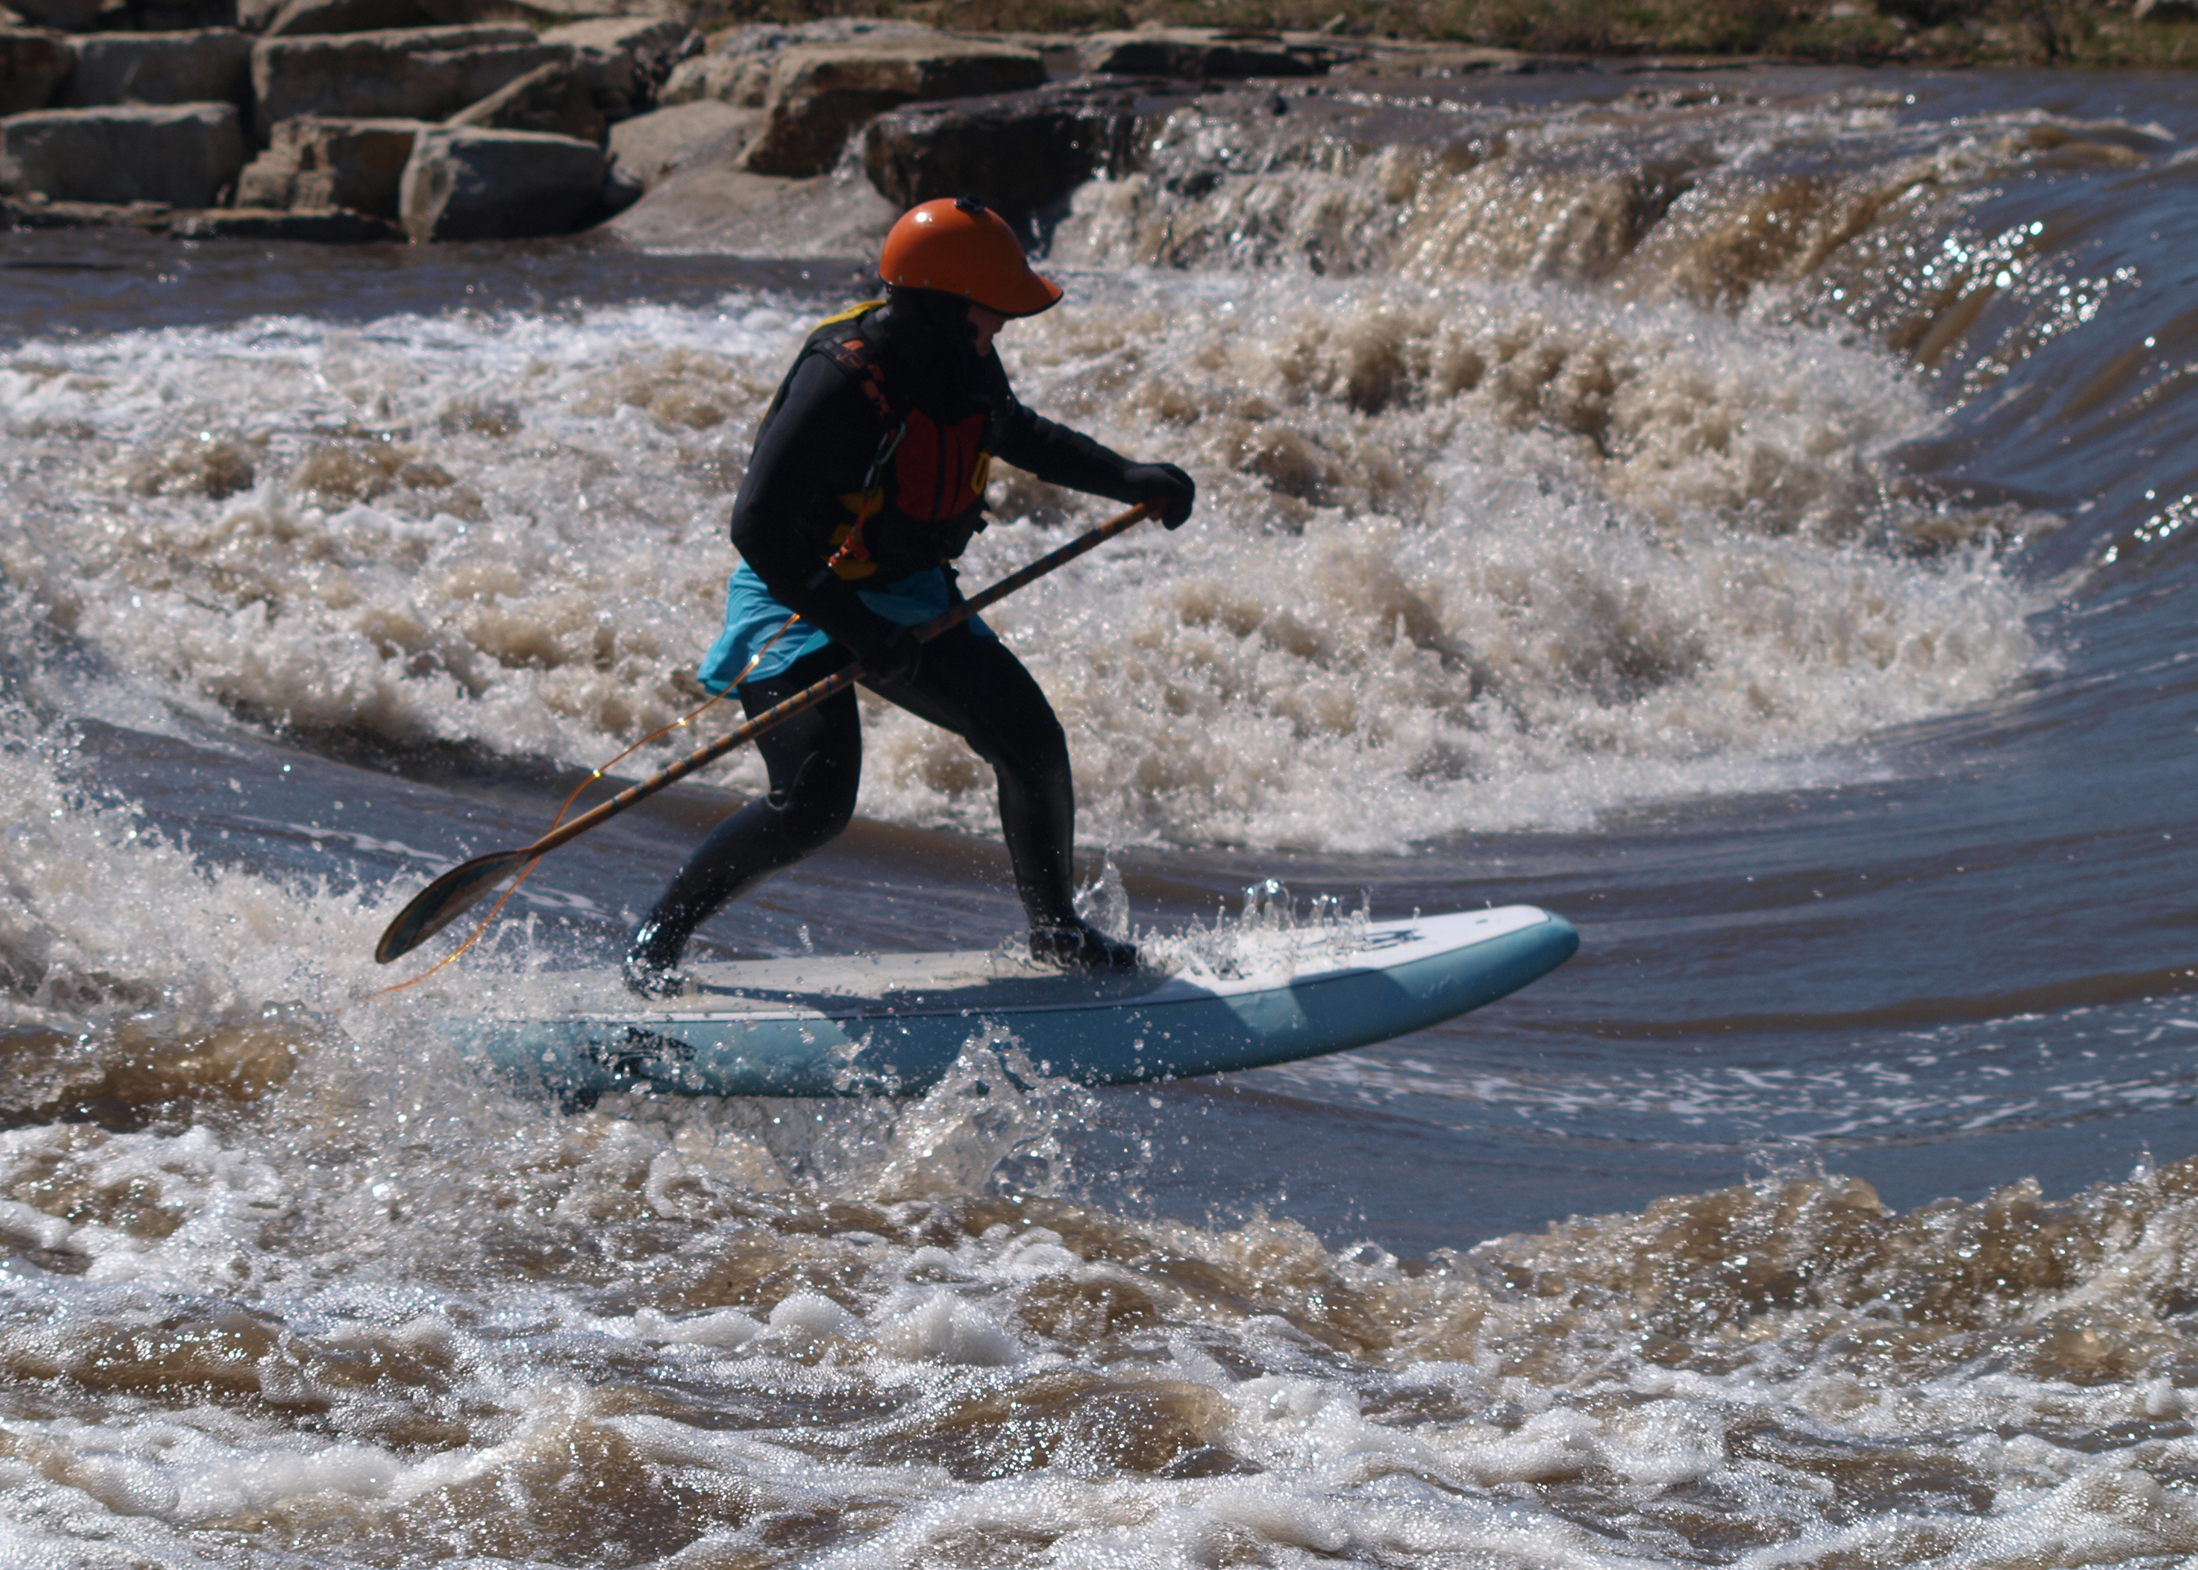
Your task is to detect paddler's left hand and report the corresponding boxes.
[861,625,926,685]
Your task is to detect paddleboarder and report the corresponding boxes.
[622,197,1196,997]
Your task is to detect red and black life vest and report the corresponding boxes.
[760,301,998,583]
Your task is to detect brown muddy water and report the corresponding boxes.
[4,61,2198,1569]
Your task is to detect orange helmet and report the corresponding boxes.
[879,197,1063,319]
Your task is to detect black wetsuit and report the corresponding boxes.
[627,292,1157,975]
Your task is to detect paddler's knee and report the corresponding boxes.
[962,705,1069,789]
[766,750,858,854]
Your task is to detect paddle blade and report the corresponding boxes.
[375,850,533,963]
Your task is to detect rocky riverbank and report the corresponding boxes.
[2,2,2192,247]
[0,11,1372,243]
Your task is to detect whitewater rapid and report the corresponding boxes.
[5,58,2198,1570]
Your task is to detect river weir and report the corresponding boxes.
[4,60,2198,1569]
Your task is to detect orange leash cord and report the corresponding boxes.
[366,518,891,997]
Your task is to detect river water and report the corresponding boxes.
[4,60,2198,1568]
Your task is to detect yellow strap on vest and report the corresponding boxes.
[812,299,884,332]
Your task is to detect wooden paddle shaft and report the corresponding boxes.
[521,502,1155,861]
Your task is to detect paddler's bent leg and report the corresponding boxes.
[622,653,861,997]
[865,626,1136,971]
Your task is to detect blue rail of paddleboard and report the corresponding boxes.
[451,912,1578,1099]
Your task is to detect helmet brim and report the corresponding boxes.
[989,269,1064,318]
[883,270,1063,319]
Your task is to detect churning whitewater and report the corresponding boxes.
[4,60,2198,1570]
[1,121,2052,852]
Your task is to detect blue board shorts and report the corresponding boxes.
[697,561,994,693]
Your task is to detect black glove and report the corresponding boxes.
[931,507,986,565]
[1122,463,1196,529]
[858,625,925,686]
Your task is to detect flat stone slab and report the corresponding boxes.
[1,27,70,116]
[864,77,1193,227]
[447,57,600,142]
[601,160,893,255]
[250,23,555,136]
[62,28,252,107]
[7,0,103,32]
[422,0,623,21]
[233,112,422,214]
[657,50,767,110]
[398,122,604,240]
[262,0,430,37]
[1073,27,1364,79]
[538,13,690,59]
[4,192,176,228]
[172,202,401,238]
[540,14,692,119]
[673,12,939,89]
[652,18,939,113]
[0,101,247,207]
[606,97,759,190]
[738,34,1047,179]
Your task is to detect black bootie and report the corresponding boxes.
[1029,918,1139,972]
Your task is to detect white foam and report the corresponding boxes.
[0,707,385,1034]
[869,1285,1026,1367]
[8,1070,2198,1570]
[0,267,2044,857]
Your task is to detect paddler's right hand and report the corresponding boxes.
[1122,463,1196,529]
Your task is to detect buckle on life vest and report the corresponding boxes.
[827,506,880,579]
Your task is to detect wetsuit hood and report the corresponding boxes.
[873,287,996,408]
[879,288,989,360]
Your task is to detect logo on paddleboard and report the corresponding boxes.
[581,1026,698,1079]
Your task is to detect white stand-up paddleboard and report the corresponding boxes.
[449,906,1577,1099]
